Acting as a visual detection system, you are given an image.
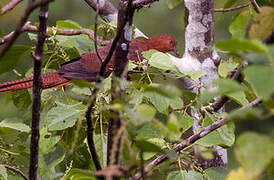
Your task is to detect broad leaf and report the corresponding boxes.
[248,7,274,40]
[56,20,82,29]
[10,90,32,111]
[148,52,181,73]
[0,118,30,132]
[0,165,7,180]
[168,0,183,9]
[47,103,81,131]
[229,11,250,39]
[235,132,274,178]
[0,46,32,74]
[65,168,96,179]
[216,39,268,53]
[94,134,107,168]
[243,65,274,100]
[224,0,238,8]
[226,168,247,180]
[167,170,203,180]
[136,140,165,153]
[205,167,228,180]
[218,61,238,78]
[136,123,164,140]
[135,104,156,123]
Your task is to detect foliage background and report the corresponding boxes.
[0,0,273,179]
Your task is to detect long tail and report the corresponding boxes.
[0,71,71,92]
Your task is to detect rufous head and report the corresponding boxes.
[150,34,180,57]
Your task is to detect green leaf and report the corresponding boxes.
[229,12,250,39]
[248,7,274,40]
[213,79,244,95]
[228,107,262,121]
[39,130,61,154]
[135,104,156,123]
[10,90,32,111]
[0,118,30,132]
[144,84,182,113]
[56,34,93,54]
[169,96,184,109]
[184,70,206,81]
[136,123,164,140]
[136,140,165,153]
[235,132,274,178]
[56,20,82,29]
[47,103,81,131]
[71,79,93,88]
[216,39,268,53]
[180,114,194,133]
[0,46,32,74]
[167,170,203,180]
[94,133,107,168]
[197,117,235,147]
[168,0,183,9]
[224,0,238,8]
[167,114,181,133]
[243,65,274,99]
[227,91,249,105]
[65,168,96,179]
[218,61,238,78]
[205,167,228,180]
[142,49,158,59]
[148,52,181,73]
[0,165,7,180]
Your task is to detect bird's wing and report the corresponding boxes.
[58,45,113,82]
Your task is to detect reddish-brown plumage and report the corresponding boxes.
[0,34,178,92]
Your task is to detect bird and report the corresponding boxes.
[0,34,179,92]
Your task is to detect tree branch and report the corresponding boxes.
[93,0,104,62]
[1,0,24,15]
[29,0,49,179]
[250,0,261,13]
[0,22,110,46]
[200,61,248,115]
[214,3,249,12]
[2,164,29,180]
[85,95,102,171]
[0,0,54,60]
[240,97,262,109]
[83,0,147,38]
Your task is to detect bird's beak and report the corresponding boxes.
[173,47,180,57]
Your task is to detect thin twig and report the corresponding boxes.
[85,94,102,171]
[94,0,103,62]
[214,3,250,12]
[0,0,54,60]
[1,0,24,15]
[29,0,49,179]
[2,164,29,180]
[250,0,261,13]
[200,61,248,115]
[130,97,262,180]
[240,97,262,109]
[0,22,110,46]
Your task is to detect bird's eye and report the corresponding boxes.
[168,39,173,44]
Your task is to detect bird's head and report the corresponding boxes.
[149,34,180,57]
